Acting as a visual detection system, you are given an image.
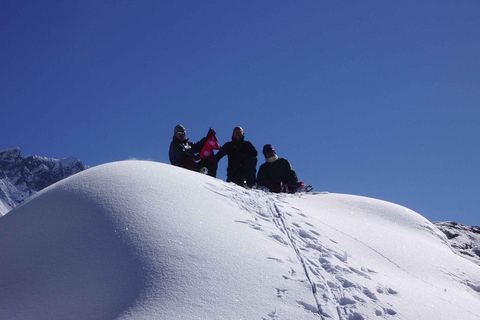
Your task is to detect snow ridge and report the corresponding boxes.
[1,161,479,320]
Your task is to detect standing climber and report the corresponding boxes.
[215,126,257,187]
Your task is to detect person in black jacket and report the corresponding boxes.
[215,126,257,187]
[257,144,302,193]
[169,124,217,177]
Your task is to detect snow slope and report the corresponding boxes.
[0,161,479,320]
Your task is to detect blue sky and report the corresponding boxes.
[1,1,479,226]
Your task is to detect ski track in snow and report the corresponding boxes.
[204,183,403,320]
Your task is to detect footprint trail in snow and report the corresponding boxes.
[205,183,402,320]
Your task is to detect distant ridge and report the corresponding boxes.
[0,147,87,216]
[435,221,480,266]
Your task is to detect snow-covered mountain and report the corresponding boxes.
[1,160,479,320]
[0,147,87,216]
[2,148,478,269]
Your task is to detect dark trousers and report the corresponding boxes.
[227,156,257,186]
[184,157,218,177]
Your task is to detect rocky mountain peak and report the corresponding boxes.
[0,148,87,216]
[434,221,480,266]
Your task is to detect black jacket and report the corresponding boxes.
[169,136,206,168]
[257,158,298,192]
[215,137,257,184]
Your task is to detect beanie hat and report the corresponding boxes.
[262,144,275,155]
[174,124,186,134]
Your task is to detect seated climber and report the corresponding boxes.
[256,144,310,193]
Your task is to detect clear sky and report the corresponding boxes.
[1,1,479,226]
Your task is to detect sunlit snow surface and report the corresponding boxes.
[1,161,479,320]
